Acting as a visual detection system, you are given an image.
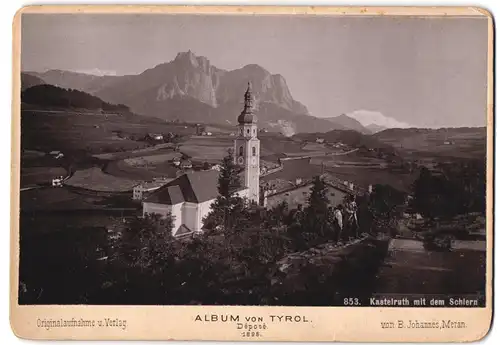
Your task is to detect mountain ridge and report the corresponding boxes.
[366,123,387,133]
[24,51,357,135]
[324,114,371,134]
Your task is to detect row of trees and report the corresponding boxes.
[410,160,486,219]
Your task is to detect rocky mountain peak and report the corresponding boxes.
[242,64,270,74]
[174,50,211,70]
[31,51,319,133]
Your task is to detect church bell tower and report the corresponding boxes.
[234,82,260,204]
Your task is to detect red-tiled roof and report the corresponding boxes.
[144,170,220,205]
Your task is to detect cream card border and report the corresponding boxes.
[10,5,494,342]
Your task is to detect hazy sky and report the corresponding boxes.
[21,14,488,127]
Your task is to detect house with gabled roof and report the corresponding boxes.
[143,170,248,237]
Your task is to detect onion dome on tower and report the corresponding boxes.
[237,82,257,124]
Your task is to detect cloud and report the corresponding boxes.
[73,68,117,76]
[345,110,413,129]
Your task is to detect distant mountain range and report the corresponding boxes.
[324,114,372,134]
[22,51,387,136]
[373,126,486,159]
[23,51,476,138]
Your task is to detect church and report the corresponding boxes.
[142,83,260,237]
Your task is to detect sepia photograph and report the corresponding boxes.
[11,7,493,341]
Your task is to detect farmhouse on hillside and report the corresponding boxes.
[263,177,350,209]
[147,133,164,141]
[180,159,193,169]
[49,150,64,159]
[172,156,181,166]
[261,173,364,210]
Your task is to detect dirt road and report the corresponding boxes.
[373,238,486,295]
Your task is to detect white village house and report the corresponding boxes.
[142,83,259,237]
[133,180,172,200]
[148,133,164,141]
[49,150,64,159]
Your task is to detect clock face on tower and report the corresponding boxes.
[237,156,244,165]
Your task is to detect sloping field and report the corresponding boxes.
[65,167,139,192]
[179,136,233,163]
[92,143,176,160]
[375,238,486,295]
[21,187,106,212]
[311,159,387,168]
[325,166,418,192]
[105,159,179,180]
[180,145,229,163]
[284,151,327,158]
[22,150,46,159]
[259,136,305,155]
[374,128,486,159]
[178,134,338,164]
[21,109,195,155]
[21,167,68,186]
[124,152,182,167]
[261,160,281,170]
[261,158,323,183]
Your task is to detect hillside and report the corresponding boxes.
[324,114,371,134]
[25,51,350,135]
[25,69,120,94]
[374,127,486,159]
[366,123,387,133]
[22,84,130,113]
[293,130,395,153]
[21,73,46,91]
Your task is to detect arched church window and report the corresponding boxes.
[252,147,256,156]
[247,129,250,134]
[253,129,256,135]
[239,146,244,156]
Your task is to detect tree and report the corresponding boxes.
[411,167,440,219]
[265,200,289,229]
[355,194,373,234]
[217,150,242,198]
[369,184,406,235]
[203,149,245,232]
[440,160,486,216]
[109,213,177,273]
[410,162,486,220]
[301,176,334,242]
